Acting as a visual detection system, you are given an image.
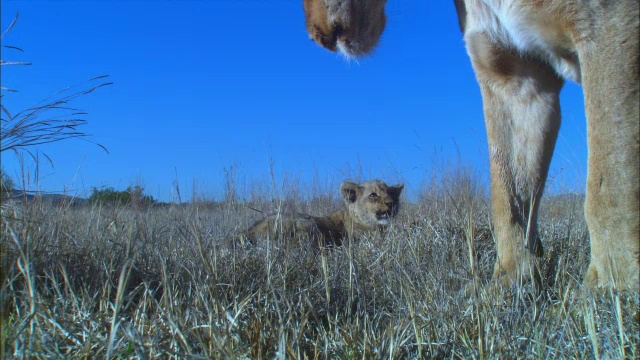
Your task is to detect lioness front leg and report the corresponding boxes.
[465,33,564,287]
[579,2,640,290]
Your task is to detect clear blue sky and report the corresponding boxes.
[1,0,587,202]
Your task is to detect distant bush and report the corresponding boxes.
[0,169,15,199]
[88,185,155,207]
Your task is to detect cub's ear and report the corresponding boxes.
[389,184,404,199]
[340,181,362,203]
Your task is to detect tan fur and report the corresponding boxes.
[238,180,404,248]
[303,0,386,56]
[303,0,639,290]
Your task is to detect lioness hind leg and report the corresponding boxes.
[579,2,640,291]
[465,33,564,288]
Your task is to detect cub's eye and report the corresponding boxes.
[369,192,378,199]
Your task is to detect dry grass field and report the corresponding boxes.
[1,168,638,359]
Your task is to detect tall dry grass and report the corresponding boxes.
[1,167,638,359]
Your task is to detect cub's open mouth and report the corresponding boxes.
[376,211,390,221]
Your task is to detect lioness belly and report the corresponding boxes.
[465,0,582,82]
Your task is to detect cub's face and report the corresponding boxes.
[302,0,387,57]
[341,180,404,228]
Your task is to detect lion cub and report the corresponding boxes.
[238,180,403,248]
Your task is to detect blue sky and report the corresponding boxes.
[1,0,587,202]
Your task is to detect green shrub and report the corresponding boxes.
[88,185,155,207]
[0,169,15,200]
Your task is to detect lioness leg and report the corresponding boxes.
[579,2,640,290]
[465,33,564,286]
